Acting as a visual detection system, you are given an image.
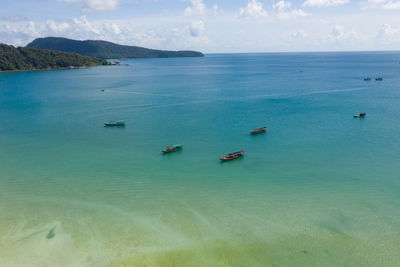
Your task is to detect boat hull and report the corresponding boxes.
[104,123,125,126]
[162,145,184,153]
[220,151,244,161]
[250,127,267,134]
[104,120,125,126]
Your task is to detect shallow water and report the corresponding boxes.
[1,52,400,266]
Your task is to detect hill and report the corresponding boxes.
[0,44,106,71]
[27,37,204,59]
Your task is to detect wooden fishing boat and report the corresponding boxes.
[375,77,383,81]
[104,120,125,126]
[162,144,184,153]
[220,150,244,161]
[250,127,267,134]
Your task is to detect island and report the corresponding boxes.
[27,37,204,59]
[0,44,107,72]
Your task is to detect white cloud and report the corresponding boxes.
[183,0,213,43]
[0,21,40,46]
[212,5,219,16]
[189,20,205,37]
[46,20,70,33]
[376,23,400,45]
[364,0,400,9]
[239,0,268,18]
[292,30,308,39]
[184,0,206,16]
[378,23,400,36]
[328,25,361,46]
[72,16,101,35]
[58,0,119,11]
[289,30,310,48]
[331,25,345,39]
[364,0,400,10]
[382,1,400,9]
[273,0,292,10]
[184,0,219,17]
[273,1,308,19]
[368,0,386,3]
[110,23,121,35]
[302,0,348,7]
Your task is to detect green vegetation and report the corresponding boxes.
[27,37,204,59]
[0,44,107,71]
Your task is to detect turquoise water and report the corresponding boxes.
[1,52,400,266]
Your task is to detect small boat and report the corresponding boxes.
[227,150,244,156]
[375,77,383,81]
[364,77,371,81]
[250,127,267,134]
[354,112,366,118]
[162,144,184,153]
[104,120,125,126]
[220,150,244,161]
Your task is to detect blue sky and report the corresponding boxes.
[1,0,400,52]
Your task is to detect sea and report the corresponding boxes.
[1,52,400,266]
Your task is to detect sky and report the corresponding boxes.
[0,0,400,53]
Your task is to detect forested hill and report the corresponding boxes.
[27,37,204,59]
[0,44,106,71]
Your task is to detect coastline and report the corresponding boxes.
[0,64,105,73]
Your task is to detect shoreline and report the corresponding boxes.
[0,65,104,74]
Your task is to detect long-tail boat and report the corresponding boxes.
[162,144,184,153]
[104,120,125,126]
[220,150,244,161]
[250,126,267,134]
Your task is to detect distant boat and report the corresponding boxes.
[220,150,244,161]
[104,120,125,126]
[354,112,366,118]
[162,144,184,153]
[375,77,383,81]
[227,150,244,156]
[364,77,371,81]
[250,127,267,134]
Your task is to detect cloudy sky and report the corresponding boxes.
[1,0,400,52]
